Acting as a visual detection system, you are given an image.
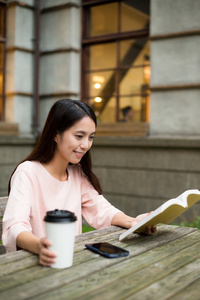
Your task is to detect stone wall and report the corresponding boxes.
[91,136,200,223]
[0,136,35,196]
[5,1,35,133]
[150,0,200,136]
[1,135,200,223]
[5,0,82,134]
[39,0,81,129]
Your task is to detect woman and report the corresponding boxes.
[3,99,156,266]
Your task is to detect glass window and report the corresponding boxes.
[87,3,118,37]
[82,0,150,125]
[99,96,116,123]
[119,67,144,95]
[121,1,149,32]
[119,96,141,122]
[86,43,116,70]
[120,38,149,67]
[86,71,115,98]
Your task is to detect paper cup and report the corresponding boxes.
[44,209,77,269]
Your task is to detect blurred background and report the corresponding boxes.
[0,0,200,224]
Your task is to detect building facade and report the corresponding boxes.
[0,0,200,221]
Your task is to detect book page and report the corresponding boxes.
[119,190,200,242]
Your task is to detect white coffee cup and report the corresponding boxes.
[44,209,77,269]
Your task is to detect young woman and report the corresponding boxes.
[3,99,156,266]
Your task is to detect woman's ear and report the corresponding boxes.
[54,131,61,143]
[54,133,58,142]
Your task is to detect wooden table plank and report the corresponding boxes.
[126,257,200,300]
[0,226,122,278]
[0,224,173,278]
[0,254,38,276]
[76,226,122,242]
[75,226,124,252]
[0,249,33,265]
[0,225,196,300]
[169,277,200,300]
[0,225,199,300]
[32,230,200,300]
[0,253,38,277]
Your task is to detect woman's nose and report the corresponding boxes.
[80,139,89,149]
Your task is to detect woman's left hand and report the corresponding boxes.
[130,212,157,235]
[112,211,157,235]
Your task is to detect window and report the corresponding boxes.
[81,0,150,124]
[0,1,6,121]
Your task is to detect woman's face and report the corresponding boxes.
[54,116,96,165]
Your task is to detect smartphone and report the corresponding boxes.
[85,242,129,258]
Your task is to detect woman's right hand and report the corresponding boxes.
[38,237,57,267]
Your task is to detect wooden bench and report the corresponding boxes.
[0,196,8,254]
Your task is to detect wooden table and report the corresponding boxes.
[1,224,200,300]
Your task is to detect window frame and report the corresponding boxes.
[81,0,150,123]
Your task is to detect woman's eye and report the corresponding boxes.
[90,136,95,140]
[76,135,83,139]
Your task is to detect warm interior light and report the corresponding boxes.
[93,75,104,83]
[144,68,151,75]
[95,97,102,103]
[94,83,101,89]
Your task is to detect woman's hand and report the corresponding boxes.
[112,212,156,235]
[17,231,57,266]
[130,212,157,235]
[38,237,57,267]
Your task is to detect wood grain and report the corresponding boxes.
[0,225,198,300]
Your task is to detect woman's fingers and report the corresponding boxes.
[39,249,56,266]
[135,212,157,235]
[40,237,52,248]
[145,225,157,235]
[39,237,57,267]
[152,225,157,233]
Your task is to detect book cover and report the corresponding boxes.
[119,189,200,241]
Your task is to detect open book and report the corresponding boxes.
[119,189,200,241]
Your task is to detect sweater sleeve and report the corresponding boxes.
[80,172,121,229]
[2,169,33,252]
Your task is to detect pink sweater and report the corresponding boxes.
[3,161,120,252]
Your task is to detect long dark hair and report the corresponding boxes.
[8,99,102,194]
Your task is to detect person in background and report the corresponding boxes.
[3,99,156,266]
[121,106,134,122]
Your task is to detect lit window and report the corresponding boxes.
[82,0,150,124]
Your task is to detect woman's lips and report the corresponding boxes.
[74,151,85,158]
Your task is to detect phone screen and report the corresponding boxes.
[85,242,129,258]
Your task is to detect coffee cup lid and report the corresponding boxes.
[44,209,77,223]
